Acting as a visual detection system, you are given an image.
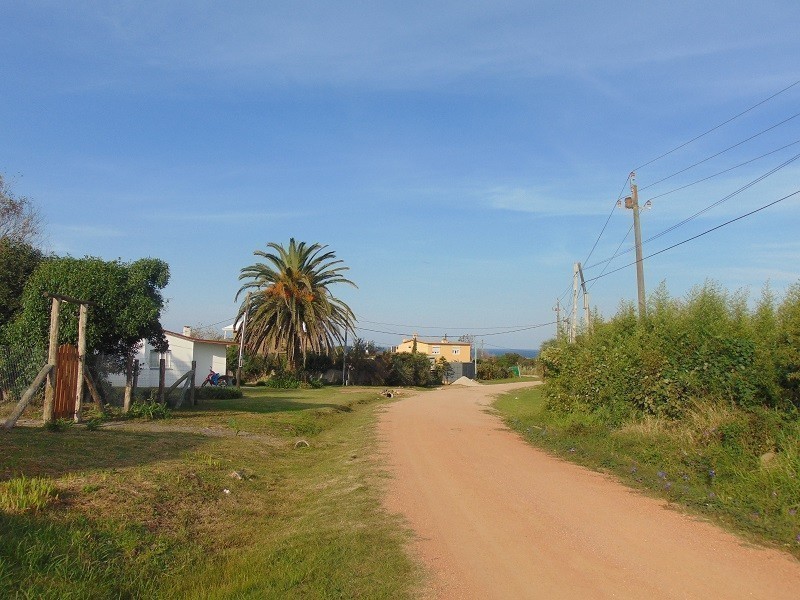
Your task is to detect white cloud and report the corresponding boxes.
[51,224,125,238]
[486,186,609,217]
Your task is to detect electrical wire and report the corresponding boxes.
[584,189,800,285]
[580,173,632,267]
[644,138,800,203]
[633,79,800,171]
[644,150,800,245]
[639,110,800,191]
[583,151,800,270]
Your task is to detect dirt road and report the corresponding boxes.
[378,382,800,599]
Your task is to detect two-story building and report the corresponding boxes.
[394,334,475,380]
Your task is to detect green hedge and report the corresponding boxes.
[540,282,800,420]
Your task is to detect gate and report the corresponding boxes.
[54,344,79,419]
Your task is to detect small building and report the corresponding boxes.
[394,334,475,380]
[395,334,471,363]
[108,326,233,389]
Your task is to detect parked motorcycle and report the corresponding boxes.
[201,369,228,387]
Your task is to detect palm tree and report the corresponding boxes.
[235,239,356,372]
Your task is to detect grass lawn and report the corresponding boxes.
[0,386,420,599]
[494,385,800,557]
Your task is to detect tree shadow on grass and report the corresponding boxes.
[0,427,213,481]
[174,398,352,417]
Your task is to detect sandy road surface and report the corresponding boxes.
[378,382,800,599]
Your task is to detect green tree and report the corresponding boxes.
[0,238,44,328]
[7,256,170,371]
[235,239,356,372]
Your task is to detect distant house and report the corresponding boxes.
[108,326,233,389]
[394,334,475,380]
[395,335,471,362]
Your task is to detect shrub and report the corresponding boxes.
[263,373,301,389]
[127,400,170,420]
[542,281,800,421]
[194,386,244,400]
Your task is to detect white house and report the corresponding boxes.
[109,327,233,388]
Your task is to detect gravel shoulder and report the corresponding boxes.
[378,382,800,599]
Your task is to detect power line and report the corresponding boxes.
[354,320,558,339]
[584,189,800,284]
[580,173,631,267]
[634,79,800,171]
[644,150,800,245]
[584,151,800,270]
[639,110,800,191]
[645,138,800,203]
[355,317,537,330]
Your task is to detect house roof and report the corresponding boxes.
[164,330,235,346]
[400,338,470,346]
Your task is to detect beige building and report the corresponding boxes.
[395,335,471,363]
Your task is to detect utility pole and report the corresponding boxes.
[553,300,561,339]
[626,171,647,318]
[570,263,579,343]
[577,263,591,334]
[236,292,250,387]
[342,329,348,386]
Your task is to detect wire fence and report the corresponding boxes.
[0,343,47,405]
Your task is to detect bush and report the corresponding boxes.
[127,400,170,420]
[263,373,301,389]
[477,359,512,381]
[541,281,800,421]
[193,386,244,400]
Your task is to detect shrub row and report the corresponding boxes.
[540,282,800,421]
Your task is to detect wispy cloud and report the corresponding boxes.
[150,210,308,224]
[52,224,125,238]
[486,186,608,217]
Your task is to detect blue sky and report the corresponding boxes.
[2,1,800,350]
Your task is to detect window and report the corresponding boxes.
[149,350,171,369]
[452,348,460,355]
[432,346,440,355]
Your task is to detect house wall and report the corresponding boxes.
[395,338,471,362]
[107,331,229,389]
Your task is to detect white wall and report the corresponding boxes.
[107,333,225,388]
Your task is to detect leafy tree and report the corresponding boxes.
[7,256,170,372]
[0,175,41,245]
[235,238,356,372]
[387,352,433,386]
[0,238,44,328]
[434,356,454,383]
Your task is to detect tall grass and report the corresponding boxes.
[0,476,57,513]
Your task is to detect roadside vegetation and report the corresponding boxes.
[0,386,418,599]
[496,281,800,555]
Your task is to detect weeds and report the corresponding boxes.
[0,475,58,513]
[127,400,170,420]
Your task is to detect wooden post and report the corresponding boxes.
[83,371,105,414]
[74,303,88,422]
[157,358,165,404]
[42,297,61,423]
[4,364,53,430]
[190,360,196,406]
[124,354,133,413]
